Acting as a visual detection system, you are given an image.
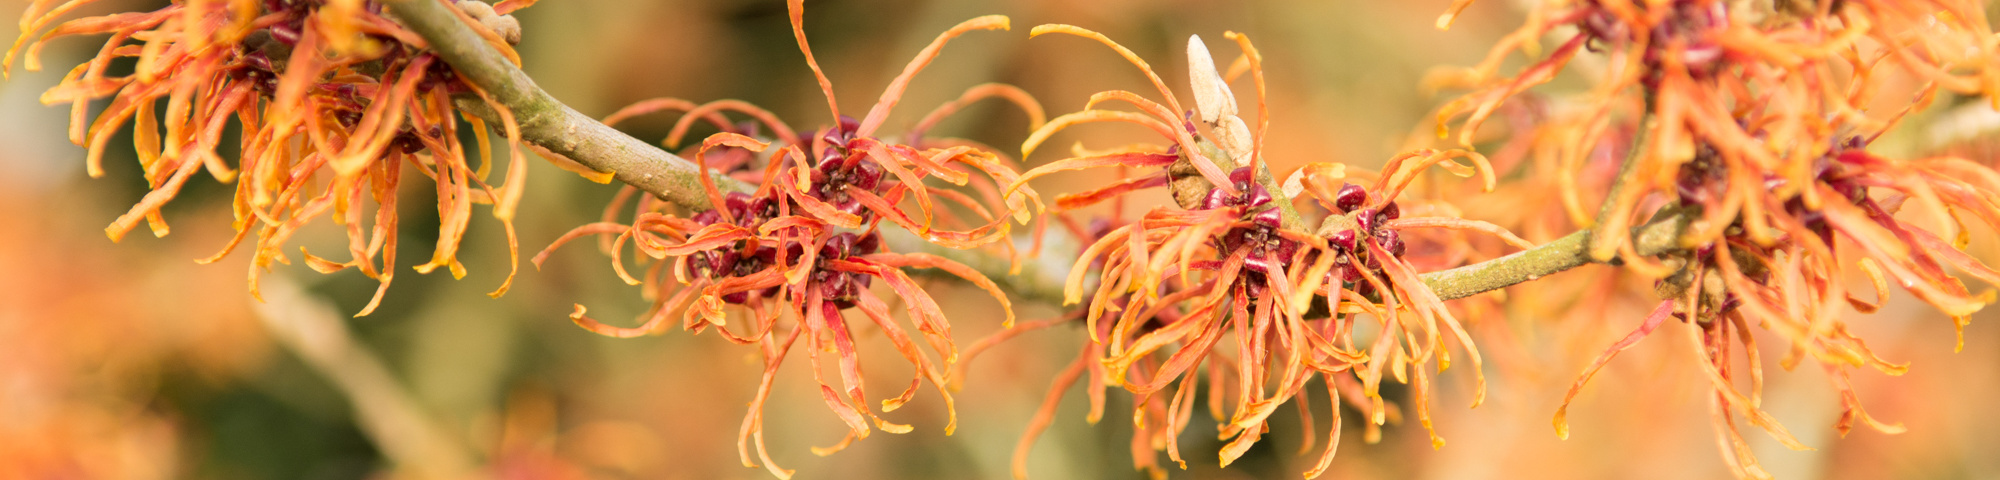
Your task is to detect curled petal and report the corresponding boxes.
[857,15,1011,137]
[787,0,840,121]
[1385,216,1535,251]
[1009,151,1177,200]
[1028,23,1185,116]
[908,83,1046,142]
[1022,110,1177,159]
[864,251,1015,327]
[659,224,754,257]
[1553,300,1673,439]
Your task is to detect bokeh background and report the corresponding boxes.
[4,0,1999,478]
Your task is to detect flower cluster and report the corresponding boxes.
[9,0,539,314]
[990,28,1525,479]
[534,2,1040,477]
[27,0,2000,477]
[1432,0,2000,477]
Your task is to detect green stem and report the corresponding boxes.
[1588,104,1654,262]
[1421,206,1691,301]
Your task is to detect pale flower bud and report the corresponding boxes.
[1186,34,1236,124]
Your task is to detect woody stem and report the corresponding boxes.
[382,0,751,211]
[1420,206,1690,300]
[386,0,1689,305]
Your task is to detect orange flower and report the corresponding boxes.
[1431,1,2000,478]
[534,2,1040,477]
[995,28,1526,479]
[8,0,539,315]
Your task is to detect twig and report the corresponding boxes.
[383,0,1691,307]
[887,206,1694,304]
[250,276,476,477]
[382,0,752,211]
[1587,104,1654,262]
[1421,206,1690,300]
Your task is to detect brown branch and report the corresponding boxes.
[385,0,1690,307]
[383,0,751,211]
[251,276,475,477]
